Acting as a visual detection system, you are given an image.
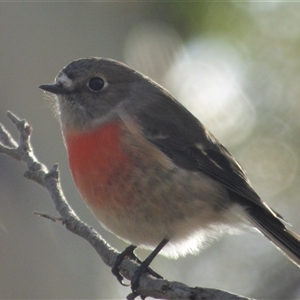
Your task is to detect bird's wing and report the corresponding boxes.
[134,94,274,213]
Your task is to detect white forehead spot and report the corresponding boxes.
[56,72,73,88]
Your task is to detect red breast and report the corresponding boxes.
[64,120,135,208]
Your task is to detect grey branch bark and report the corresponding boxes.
[0,111,252,300]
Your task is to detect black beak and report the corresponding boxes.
[39,83,68,95]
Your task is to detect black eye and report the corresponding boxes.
[88,77,105,92]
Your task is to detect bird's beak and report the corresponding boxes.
[39,83,68,95]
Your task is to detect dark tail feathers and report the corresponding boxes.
[246,203,300,268]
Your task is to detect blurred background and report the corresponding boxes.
[1,2,300,299]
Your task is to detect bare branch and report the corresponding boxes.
[0,119,18,148]
[0,112,252,300]
[33,211,63,223]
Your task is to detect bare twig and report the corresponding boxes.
[0,112,251,300]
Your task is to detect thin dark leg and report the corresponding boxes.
[131,238,169,293]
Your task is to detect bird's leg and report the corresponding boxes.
[131,238,169,293]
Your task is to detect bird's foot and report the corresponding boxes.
[131,239,168,293]
[112,245,138,286]
[112,244,163,288]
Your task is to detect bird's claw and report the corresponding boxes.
[112,245,139,285]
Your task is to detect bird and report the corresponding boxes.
[40,57,300,292]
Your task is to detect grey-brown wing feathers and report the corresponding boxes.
[135,90,300,267]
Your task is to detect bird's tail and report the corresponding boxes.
[246,203,300,268]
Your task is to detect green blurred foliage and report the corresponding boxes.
[168,2,251,38]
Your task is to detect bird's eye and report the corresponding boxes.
[88,77,105,92]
